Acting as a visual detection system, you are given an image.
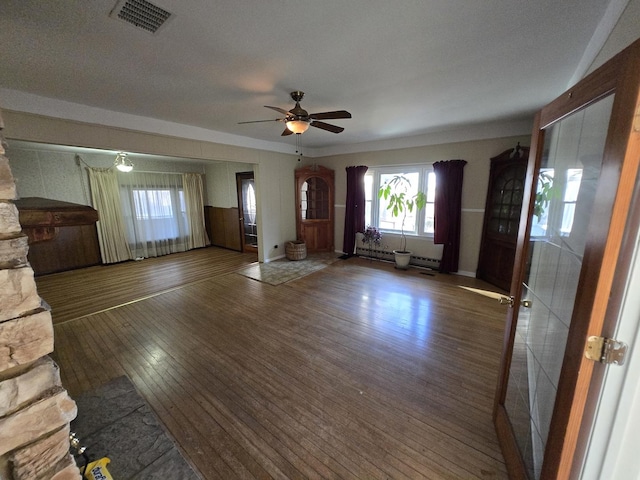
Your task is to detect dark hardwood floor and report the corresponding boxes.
[36,246,258,324]
[45,248,510,479]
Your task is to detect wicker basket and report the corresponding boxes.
[286,241,307,260]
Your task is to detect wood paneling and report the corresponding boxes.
[27,224,101,276]
[49,250,509,479]
[204,206,242,251]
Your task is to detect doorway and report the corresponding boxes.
[236,172,258,253]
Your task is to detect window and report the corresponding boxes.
[119,172,190,256]
[531,167,583,238]
[560,168,582,236]
[133,189,178,220]
[365,166,436,237]
[126,187,187,242]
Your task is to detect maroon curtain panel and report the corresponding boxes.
[433,159,467,273]
[342,165,368,255]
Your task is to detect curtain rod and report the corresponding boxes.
[119,170,203,175]
[76,155,204,175]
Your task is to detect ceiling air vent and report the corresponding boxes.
[110,0,173,34]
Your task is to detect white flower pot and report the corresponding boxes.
[393,250,411,270]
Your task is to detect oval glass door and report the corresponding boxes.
[237,172,258,253]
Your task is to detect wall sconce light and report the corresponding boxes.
[114,152,133,172]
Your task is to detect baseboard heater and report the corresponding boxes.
[355,246,440,270]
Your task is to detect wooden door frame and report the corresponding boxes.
[494,39,640,479]
[236,171,258,253]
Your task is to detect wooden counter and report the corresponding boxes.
[15,197,101,276]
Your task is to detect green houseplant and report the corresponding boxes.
[378,175,427,269]
[534,171,554,221]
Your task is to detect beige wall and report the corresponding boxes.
[314,134,531,275]
[2,108,533,273]
[204,161,252,209]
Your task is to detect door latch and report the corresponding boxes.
[498,296,515,308]
[585,336,628,366]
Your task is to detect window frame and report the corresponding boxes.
[365,164,436,239]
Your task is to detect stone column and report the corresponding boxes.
[0,108,81,479]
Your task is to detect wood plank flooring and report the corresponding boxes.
[36,246,258,324]
[47,250,510,479]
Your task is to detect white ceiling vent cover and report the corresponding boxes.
[110,0,173,34]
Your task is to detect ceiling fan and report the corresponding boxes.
[239,91,351,136]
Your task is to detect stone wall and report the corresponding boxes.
[0,108,81,479]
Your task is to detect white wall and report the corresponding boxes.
[204,161,252,208]
[315,134,531,275]
[580,221,640,480]
[6,145,208,205]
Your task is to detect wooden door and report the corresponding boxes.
[477,145,528,291]
[295,166,334,252]
[494,39,640,479]
[236,172,258,253]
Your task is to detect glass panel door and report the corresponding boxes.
[237,172,258,253]
[503,94,615,478]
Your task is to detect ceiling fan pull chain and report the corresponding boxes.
[296,134,303,161]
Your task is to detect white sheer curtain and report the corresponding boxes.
[118,171,190,259]
[182,173,210,249]
[88,168,133,264]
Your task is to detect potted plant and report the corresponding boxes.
[378,175,427,269]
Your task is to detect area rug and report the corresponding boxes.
[71,376,200,479]
[237,252,340,285]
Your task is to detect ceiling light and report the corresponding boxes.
[286,119,310,134]
[114,152,133,172]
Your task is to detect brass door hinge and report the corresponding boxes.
[585,336,628,366]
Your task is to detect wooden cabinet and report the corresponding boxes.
[476,145,529,291]
[295,166,334,252]
[15,197,101,276]
[204,206,241,251]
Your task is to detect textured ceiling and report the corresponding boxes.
[0,0,629,154]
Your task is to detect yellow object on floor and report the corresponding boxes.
[84,457,113,480]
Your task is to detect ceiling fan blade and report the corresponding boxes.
[309,110,352,120]
[310,121,344,134]
[265,105,291,115]
[238,119,283,124]
[281,128,293,136]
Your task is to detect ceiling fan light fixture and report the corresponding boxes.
[114,152,133,172]
[286,119,310,134]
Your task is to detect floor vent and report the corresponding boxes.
[110,0,173,34]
